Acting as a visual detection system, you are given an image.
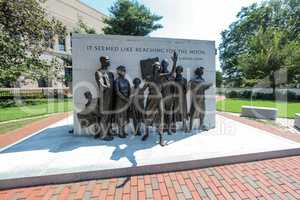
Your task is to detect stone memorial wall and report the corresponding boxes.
[72,34,216,135]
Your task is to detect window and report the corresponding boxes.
[45,32,54,49]
[58,35,66,52]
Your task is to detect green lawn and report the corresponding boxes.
[0,99,72,122]
[217,98,300,119]
[0,116,49,135]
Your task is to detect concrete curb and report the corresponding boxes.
[1,147,300,190]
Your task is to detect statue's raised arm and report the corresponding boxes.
[171,51,178,76]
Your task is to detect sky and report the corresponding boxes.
[80,0,261,70]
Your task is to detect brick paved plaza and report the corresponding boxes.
[0,155,300,200]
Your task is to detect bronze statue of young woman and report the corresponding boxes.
[189,67,212,131]
[114,65,131,138]
[129,78,144,136]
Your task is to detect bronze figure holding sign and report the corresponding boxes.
[159,57,177,134]
[174,66,188,131]
[141,51,178,146]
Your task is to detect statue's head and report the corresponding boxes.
[133,77,141,87]
[116,65,126,77]
[161,59,169,73]
[195,67,204,77]
[100,56,110,69]
[176,65,183,74]
[152,61,161,72]
[84,91,92,100]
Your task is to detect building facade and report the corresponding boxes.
[17,0,106,88]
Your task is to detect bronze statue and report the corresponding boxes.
[114,65,131,138]
[141,52,178,146]
[129,78,144,136]
[94,56,115,141]
[174,66,188,131]
[142,61,164,145]
[77,91,98,129]
[159,57,177,134]
[189,67,212,131]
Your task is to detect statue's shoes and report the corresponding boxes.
[135,131,142,136]
[141,134,149,141]
[118,134,127,138]
[102,135,114,141]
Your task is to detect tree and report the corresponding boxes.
[0,0,65,85]
[216,71,223,88]
[74,19,96,34]
[219,0,300,89]
[103,0,163,36]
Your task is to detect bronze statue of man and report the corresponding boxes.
[94,56,115,141]
[189,67,212,131]
[114,65,131,138]
[129,78,144,136]
[174,66,188,132]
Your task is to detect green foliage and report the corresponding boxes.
[74,19,96,34]
[216,71,223,88]
[0,0,65,84]
[219,0,300,88]
[224,90,300,101]
[103,0,163,36]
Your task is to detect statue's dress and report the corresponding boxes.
[144,82,163,126]
[129,87,145,123]
[160,73,176,128]
[114,77,131,124]
[174,74,188,121]
[189,77,210,119]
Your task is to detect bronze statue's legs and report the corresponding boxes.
[189,110,194,132]
[199,113,204,130]
[95,117,114,141]
[159,101,165,146]
[118,127,127,138]
[159,131,164,146]
[118,119,127,138]
[182,119,188,132]
[94,117,102,138]
[142,124,149,141]
[133,121,142,136]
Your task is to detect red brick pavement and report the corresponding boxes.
[0,112,71,148]
[0,156,299,200]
